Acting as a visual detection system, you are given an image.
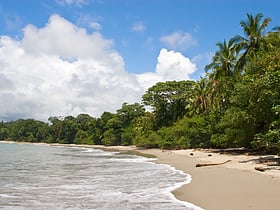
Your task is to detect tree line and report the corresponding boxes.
[1,13,279,154]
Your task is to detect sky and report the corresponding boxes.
[0,0,279,121]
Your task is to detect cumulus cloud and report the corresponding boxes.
[160,31,197,51]
[0,15,197,121]
[137,48,196,89]
[21,15,112,61]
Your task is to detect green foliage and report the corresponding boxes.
[210,134,229,149]
[211,108,254,148]
[132,112,158,148]
[76,114,97,132]
[48,116,64,143]
[101,129,117,146]
[61,116,79,144]
[187,79,204,115]
[133,131,161,148]
[157,126,190,149]
[176,115,211,148]
[103,117,123,145]
[251,104,280,153]
[116,103,145,127]
[0,127,9,140]
[232,13,272,70]
[121,126,134,146]
[252,129,280,153]
[74,129,93,145]
[142,80,195,129]
[4,119,50,142]
[132,112,154,135]
[205,13,280,153]
[145,114,212,149]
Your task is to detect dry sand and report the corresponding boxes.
[133,148,280,210]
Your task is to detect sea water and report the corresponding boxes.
[0,142,201,210]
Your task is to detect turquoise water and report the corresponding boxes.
[0,142,200,210]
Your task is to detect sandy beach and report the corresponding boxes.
[133,148,280,210]
[81,144,280,210]
[90,145,280,210]
[2,141,280,210]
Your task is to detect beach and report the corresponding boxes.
[133,148,280,210]
[1,142,192,209]
[85,144,280,209]
[2,141,280,209]
[85,146,280,210]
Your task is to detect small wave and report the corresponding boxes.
[0,194,17,198]
[0,143,203,210]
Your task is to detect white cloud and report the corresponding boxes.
[21,15,112,61]
[160,31,197,50]
[132,22,146,32]
[0,15,197,121]
[136,48,196,89]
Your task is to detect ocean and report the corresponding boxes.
[0,142,201,210]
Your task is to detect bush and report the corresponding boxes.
[251,129,280,154]
[213,108,254,148]
[74,130,93,145]
[210,134,229,148]
[133,131,160,148]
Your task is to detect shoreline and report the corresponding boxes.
[81,144,280,210]
[48,143,280,210]
[134,148,280,210]
[1,141,280,209]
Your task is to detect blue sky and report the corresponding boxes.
[0,0,279,121]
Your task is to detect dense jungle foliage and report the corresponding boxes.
[1,13,280,153]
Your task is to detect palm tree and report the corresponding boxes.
[187,78,211,115]
[206,39,238,79]
[205,39,237,111]
[232,13,272,71]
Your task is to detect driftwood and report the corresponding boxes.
[196,160,231,167]
[255,166,266,172]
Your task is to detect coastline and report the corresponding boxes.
[1,141,280,210]
[85,144,280,210]
[53,143,280,210]
[133,148,280,210]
